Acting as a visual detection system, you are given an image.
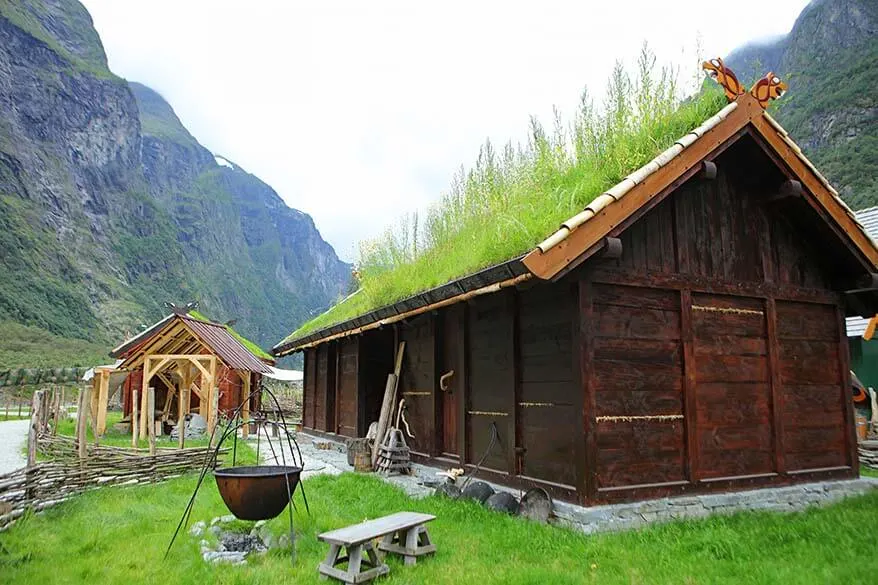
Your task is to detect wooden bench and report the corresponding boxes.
[318,511,436,583]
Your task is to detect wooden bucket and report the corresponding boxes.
[348,438,372,472]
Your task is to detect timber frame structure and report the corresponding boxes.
[93,313,273,446]
[275,64,878,506]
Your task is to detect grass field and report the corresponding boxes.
[2,470,877,585]
[48,410,259,464]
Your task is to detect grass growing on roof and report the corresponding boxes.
[3,471,878,584]
[287,50,727,343]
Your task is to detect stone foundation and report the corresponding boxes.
[275,433,878,536]
[554,478,878,534]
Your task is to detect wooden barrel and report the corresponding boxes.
[348,438,372,472]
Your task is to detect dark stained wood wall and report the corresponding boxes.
[336,337,359,437]
[359,328,396,435]
[314,344,329,432]
[298,135,857,504]
[583,140,855,501]
[777,301,850,471]
[517,283,578,488]
[398,314,436,455]
[303,348,316,429]
[590,284,685,492]
[466,291,515,474]
[692,294,772,480]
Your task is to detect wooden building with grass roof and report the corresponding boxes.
[273,64,878,505]
[95,307,273,442]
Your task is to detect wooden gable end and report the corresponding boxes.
[576,133,856,500]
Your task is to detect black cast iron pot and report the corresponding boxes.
[214,465,302,521]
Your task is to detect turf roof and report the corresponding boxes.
[279,80,729,350]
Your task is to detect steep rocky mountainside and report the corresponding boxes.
[727,0,877,209]
[0,0,349,365]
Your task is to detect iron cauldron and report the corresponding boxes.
[214,465,302,521]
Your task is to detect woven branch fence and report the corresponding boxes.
[858,440,878,470]
[0,389,226,531]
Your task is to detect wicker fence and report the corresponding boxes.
[0,389,224,531]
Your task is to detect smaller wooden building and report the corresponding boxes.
[93,311,273,441]
[846,206,878,390]
[275,67,878,506]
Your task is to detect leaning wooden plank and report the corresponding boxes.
[371,342,406,467]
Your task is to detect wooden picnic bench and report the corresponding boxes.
[318,511,436,583]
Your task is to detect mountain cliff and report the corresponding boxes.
[726,0,877,208]
[0,0,349,366]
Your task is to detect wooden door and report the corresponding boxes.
[439,306,462,458]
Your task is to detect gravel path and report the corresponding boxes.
[257,432,440,498]
[0,419,30,474]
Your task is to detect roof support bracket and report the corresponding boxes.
[601,237,623,260]
[766,179,803,203]
[842,272,878,294]
[698,160,717,181]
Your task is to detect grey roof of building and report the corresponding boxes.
[846,206,878,337]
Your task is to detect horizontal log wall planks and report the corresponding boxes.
[336,337,359,437]
[398,315,435,456]
[590,284,686,492]
[314,345,328,432]
[517,283,578,489]
[692,294,773,480]
[577,139,855,502]
[295,130,859,505]
[466,291,515,474]
[303,348,316,429]
[776,301,849,472]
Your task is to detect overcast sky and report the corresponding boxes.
[82,0,810,261]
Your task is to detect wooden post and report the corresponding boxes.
[680,289,699,484]
[55,387,65,435]
[579,278,597,504]
[148,386,156,456]
[96,369,110,436]
[77,386,89,460]
[178,380,187,449]
[27,390,42,467]
[207,357,218,438]
[140,359,150,440]
[209,384,220,443]
[242,372,251,439]
[131,381,139,448]
[51,387,61,435]
[765,297,786,475]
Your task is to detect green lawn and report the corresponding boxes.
[2,471,877,584]
[0,414,30,421]
[52,410,256,460]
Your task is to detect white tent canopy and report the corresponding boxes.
[264,367,303,382]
